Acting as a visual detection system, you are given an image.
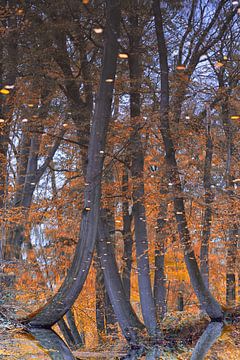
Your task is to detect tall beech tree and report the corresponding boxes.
[128,3,157,336]
[152,0,223,320]
[200,108,213,289]
[23,0,121,328]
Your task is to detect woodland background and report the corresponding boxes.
[0,0,240,350]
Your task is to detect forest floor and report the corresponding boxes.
[1,308,240,359]
[72,312,240,359]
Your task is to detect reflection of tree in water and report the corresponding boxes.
[121,322,223,360]
[191,322,223,360]
[30,328,75,360]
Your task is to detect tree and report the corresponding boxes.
[23,0,121,328]
[152,0,223,320]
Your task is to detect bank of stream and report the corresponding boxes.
[1,311,240,359]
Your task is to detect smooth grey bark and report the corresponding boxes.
[128,8,157,336]
[121,165,133,301]
[95,210,117,339]
[66,309,84,348]
[95,254,106,341]
[58,318,76,350]
[30,328,75,360]
[153,0,223,320]
[190,322,223,360]
[200,117,213,289]
[221,92,238,307]
[105,289,118,337]
[226,226,238,306]
[14,127,31,207]
[154,176,168,321]
[22,0,121,327]
[102,210,118,337]
[97,209,144,344]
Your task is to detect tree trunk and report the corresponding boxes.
[95,254,106,342]
[66,309,84,348]
[22,0,121,328]
[154,180,168,321]
[103,210,118,337]
[128,9,157,336]
[154,240,166,319]
[97,209,144,344]
[121,165,133,301]
[221,97,238,308]
[226,226,238,306]
[190,322,223,360]
[58,318,76,350]
[153,0,223,320]
[200,115,213,289]
[30,327,75,360]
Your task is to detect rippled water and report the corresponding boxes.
[0,323,239,359]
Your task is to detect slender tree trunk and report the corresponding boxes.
[95,253,106,342]
[58,318,76,349]
[154,176,168,321]
[221,92,238,307]
[103,210,117,337]
[66,309,84,348]
[30,328,75,360]
[153,0,223,320]
[96,244,117,341]
[22,0,121,327]
[200,115,213,289]
[105,290,117,338]
[121,165,133,301]
[190,322,223,360]
[128,9,157,336]
[97,209,144,344]
[154,237,166,319]
[95,176,117,340]
[226,226,238,306]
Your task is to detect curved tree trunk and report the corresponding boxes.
[97,209,144,344]
[128,8,157,336]
[30,328,75,360]
[22,0,121,328]
[153,0,223,320]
